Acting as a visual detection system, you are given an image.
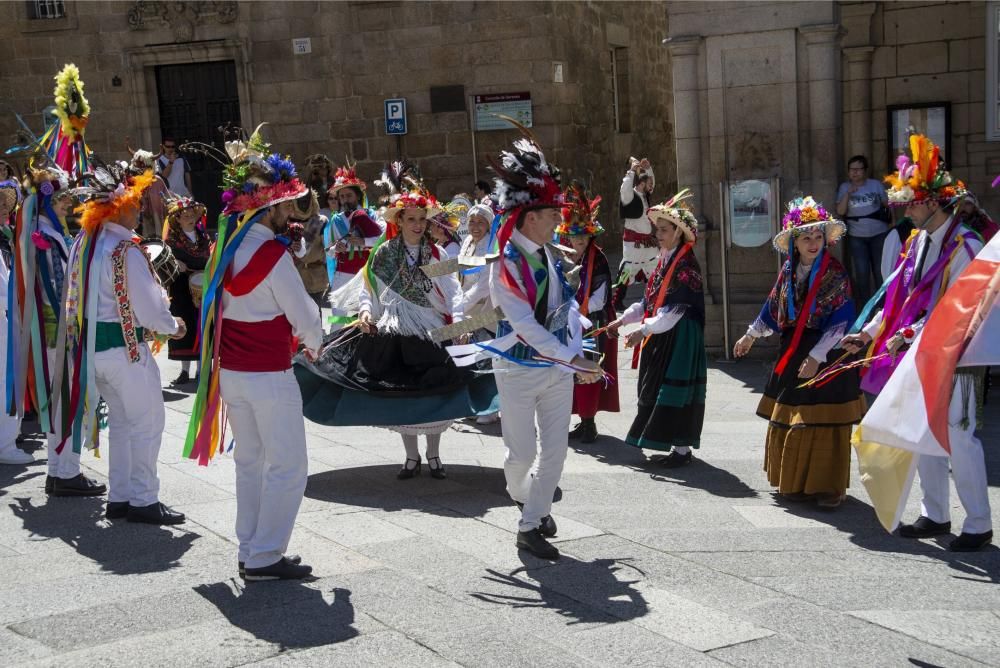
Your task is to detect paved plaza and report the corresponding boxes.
[1,347,999,667]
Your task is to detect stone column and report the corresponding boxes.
[843,46,874,161]
[800,24,842,204]
[667,35,712,296]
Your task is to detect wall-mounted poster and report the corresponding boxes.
[887,102,950,172]
[728,179,773,247]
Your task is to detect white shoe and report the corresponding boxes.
[0,445,34,465]
[476,412,500,425]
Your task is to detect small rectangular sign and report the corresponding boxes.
[292,37,311,55]
[384,98,407,135]
[473,92,532,131]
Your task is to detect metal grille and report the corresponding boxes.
[28,0,66,19]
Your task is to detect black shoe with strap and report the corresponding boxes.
[897,516,952,539]
[245,556,313,581]
[427,456,446,479]
[397,456,421,480]
[50,473,107,497]
[949,530,993,552]
[656,450,693,468]
[516,529,560,560]
[513,501,557,537]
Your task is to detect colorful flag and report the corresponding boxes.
[853,233,1000,531]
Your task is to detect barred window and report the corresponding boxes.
[27,0,66,19]
[611,47,632,134]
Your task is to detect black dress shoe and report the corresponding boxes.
[512,501,557,538]
[45,475,54,494]
[397,457,421,480]
[105,501,129,520]
[240,553,302,579]
[516,529,560,560]
[50,474,107,497]
[427,456,446,480]
[898,516,952,538]
[244,556,313,581]
[172,370,191,386]
[657,450,693,468]
[126,502,185,526]
[569,419,598,443]
[949,530,993,552]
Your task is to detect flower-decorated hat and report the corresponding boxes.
[162,190,206,222]
[647,188,698,243]
[375,160,442,224]
[429,200,468,233]
[557,183,604,237]
[884,132,967,207]
[772,195,845,254]
[182,124,308,216]
[328,164,367,198]
[24,152,72,202]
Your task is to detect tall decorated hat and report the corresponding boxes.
[40,64,92,179]
[328,163,367,198]
[884,131,967,207]
[375,159,442,225]
[429,199,466,234]
[772,195,845,254]
[647,188,698,243]
[182,124,308,216]
[162,190,206,223]
[490,121,563,218]
[557,183,604,237]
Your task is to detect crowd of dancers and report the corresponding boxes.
[0,64,996,582]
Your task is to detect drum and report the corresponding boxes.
[188,271,205,308]
[140,239,180,287]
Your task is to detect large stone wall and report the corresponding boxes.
[0,0,672,236]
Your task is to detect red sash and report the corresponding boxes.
[219,316,294,372]
[224,240,286,296]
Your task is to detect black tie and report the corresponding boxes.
[914,236,932,282]
[533,248,549,326]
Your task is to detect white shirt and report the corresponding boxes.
[460,235,494,317]
[620,168,655,234]
[489,228,577,364]
[862,216,982,339]
[221,223,323,353]
[358,241,463,320]
[95,223,178,335]
[157,156,191,197]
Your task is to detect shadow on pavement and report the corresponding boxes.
[708,359,770,392]
[572,436,759,498]
[0,462,45,498]
[471,555,648,625]
[306,464,512,516]
[194,581,358,650]
[773,492,1000,584]
[8,496,199,574]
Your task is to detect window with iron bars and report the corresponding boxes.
[27,0,66,19]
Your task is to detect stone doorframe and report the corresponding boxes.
[123,39,253,150]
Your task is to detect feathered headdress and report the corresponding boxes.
[375,160,442,225]
[39,64,92,178]
[488,120,562,214]
[328,162,367,197]
[71,158,156,235]
[182,123,307,215]
[884,130,966,206]
[557,183,603,237]
[647,188,700,244]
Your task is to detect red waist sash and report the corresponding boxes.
[622,229,656,245]
[220,316,295,372]
[335,248,371,275]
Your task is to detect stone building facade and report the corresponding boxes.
[0,0,674,234]
[665,0,1000,353]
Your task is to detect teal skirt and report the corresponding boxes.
[626,316,707,451]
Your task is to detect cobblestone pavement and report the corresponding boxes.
[1,345,998,667]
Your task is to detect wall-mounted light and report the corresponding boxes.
[112,75,122,87]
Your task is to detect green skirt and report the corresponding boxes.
[626,316,707,451]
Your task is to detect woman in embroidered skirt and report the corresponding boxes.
[608,190,706,468]
[296,167,496,480]
[733,196,864,508]
[559,185,619,443]
[162,193,212,386]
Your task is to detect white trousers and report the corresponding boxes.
[620,245,660,282]
[221,368,308,569]
[917,379,992,535]
[495,362,573,532]
[46,348,80,478]
[94,344,165,506]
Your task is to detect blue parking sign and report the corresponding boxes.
[385,98,407,135]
